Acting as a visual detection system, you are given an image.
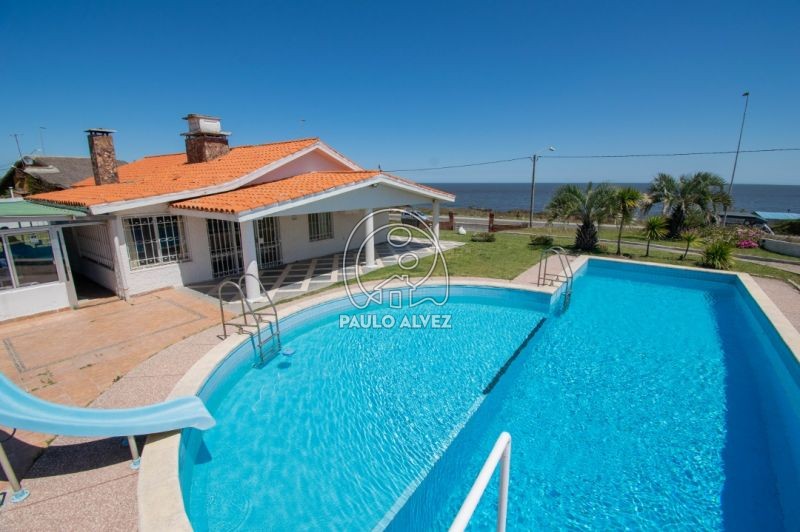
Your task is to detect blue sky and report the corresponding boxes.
[1,1,798,184]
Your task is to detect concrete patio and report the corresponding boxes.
[0,287,223,498]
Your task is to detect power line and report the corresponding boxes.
[386,156,531,172]
[542,147,800,159]
[385,147,800,172]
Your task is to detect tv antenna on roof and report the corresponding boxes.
[9,133,22,158]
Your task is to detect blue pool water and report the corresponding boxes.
[181,288,550,530]
[181,261,800,530]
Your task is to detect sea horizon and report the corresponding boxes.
[422,182,800,214]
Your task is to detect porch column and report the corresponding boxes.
[240,220,260,300]
[363,208,376,269]
[432,199,441,240]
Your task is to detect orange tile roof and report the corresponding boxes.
[29,138,318,208]
[172,171,453,215]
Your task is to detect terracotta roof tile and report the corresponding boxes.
[172,171,453,215]
[29,138,318,208]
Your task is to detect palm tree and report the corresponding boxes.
[642,215,668,257]
[645,173,674,216]
[546,183,615,251]
[680,230,699,260]
[611,187,643,255]
[644,172,732,237]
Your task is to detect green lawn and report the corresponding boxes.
[543,233,800,285]
[515,224,800,264]
[359,229,800,286]
[284,228,798,308]
[359,231,547,281]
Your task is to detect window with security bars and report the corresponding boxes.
[123,216,189,269]
[308,212,333,241]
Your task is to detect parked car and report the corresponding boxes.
[721,212,774,234]
[400,209,431,227]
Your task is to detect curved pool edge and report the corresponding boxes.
[135,274,568,531]
[136,256,800,530]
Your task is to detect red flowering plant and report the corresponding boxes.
[734,227,763,249]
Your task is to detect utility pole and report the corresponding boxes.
[723,91,750,226]
[528,155,538,228]
[528,146,556,228]
[9,133,23,158]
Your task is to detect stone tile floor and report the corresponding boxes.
[187,238,463,304]
[0,287,223,497]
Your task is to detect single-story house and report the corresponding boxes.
[2,155,127,196]
[4,114,453,319]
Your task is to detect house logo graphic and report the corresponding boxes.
[342,207,449,311]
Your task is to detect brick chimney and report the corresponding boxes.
[86,129,119,185]
[181,114,230,163]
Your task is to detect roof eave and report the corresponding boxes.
[74,140,363,215]
[169,173,455,222]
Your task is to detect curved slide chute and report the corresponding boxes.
[0,373,214,503]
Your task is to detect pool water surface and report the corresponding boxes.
[181,261,800,530]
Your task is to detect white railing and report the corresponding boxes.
[449,432,511,532]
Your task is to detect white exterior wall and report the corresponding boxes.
[112,208,390,293]
[251,150,353,185]
[277,210,389,264]
[113,204,213,295]
[0,282,71,320]
[762,238,800,258]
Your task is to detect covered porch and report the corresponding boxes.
[185,237,463,304]
[170,170,455,302]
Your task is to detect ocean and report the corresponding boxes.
[425,183,800,214]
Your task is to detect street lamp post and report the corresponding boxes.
[529,146,556,228]
[722,91,750,226]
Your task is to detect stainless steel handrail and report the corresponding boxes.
[218,279,257,337]
[536,246,574,311]
[237,273,281,363]
[217,277,277,364]
[450,432,512,532]
[237,273,282,354]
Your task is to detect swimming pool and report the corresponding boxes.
[176,260,800,530]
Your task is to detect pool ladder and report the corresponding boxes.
[218,273,281,365]
[537,246,574,311]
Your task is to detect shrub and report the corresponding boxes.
[471,232,496,242]
[701,240,734,270]
[773,220,800,235]
[529,234,554,246]
[734,226,764,248]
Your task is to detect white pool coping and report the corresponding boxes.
[137,256,800,530]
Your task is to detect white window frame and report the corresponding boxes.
[308,212,334,242]
[123,215,190,270]
[0,228,63,290]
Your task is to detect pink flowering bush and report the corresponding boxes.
[734,227,763,249]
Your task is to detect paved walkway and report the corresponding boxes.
[0,288,222,495]
[755,277,800,327]
[188,239,463,304]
